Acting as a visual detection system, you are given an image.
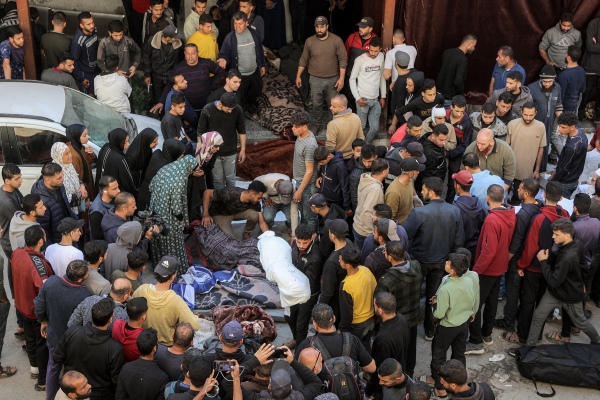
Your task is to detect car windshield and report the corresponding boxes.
[60,88,131,146]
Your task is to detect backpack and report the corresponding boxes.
[310,333,363,400]
[516,343,600,397]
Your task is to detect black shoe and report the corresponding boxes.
[585,309,592,320]
[34,384,45,391]
[494,318,515,332]
[508,347,520,357]
[14,330,25,340]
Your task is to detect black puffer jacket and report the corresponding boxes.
[349,156,368,212]
[142,31,183,79]
[31,178,78,245]
[292,239,323,294]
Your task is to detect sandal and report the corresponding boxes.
[500,331,521,343]
[546,331,570,343]
[244,110,260,122]
[0,366,17,378]
[571,327,580,336]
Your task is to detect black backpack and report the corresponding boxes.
[516,343,600,397]
[310,333,363,400]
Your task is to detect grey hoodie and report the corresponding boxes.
[9,211,38,250]
[101,221,147,280]
[539,23,582,69]
[489,86,533,117]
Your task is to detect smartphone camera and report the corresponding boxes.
[214,360,236,372]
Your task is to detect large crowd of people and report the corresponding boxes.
[1,2,600,400]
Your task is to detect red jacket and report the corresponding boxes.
[111,318,143,362]
[12,247,54,319]
[345,32,378,55]
[474,207,516,276]
[517,205,570,273]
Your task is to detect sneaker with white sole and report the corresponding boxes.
[483,335,494,345]
[464,342,484,355]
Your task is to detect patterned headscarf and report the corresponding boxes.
[51,142,80,206]
[195,131,224,166]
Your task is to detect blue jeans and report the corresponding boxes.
[561,181,579,199]
[262,202,291,226]
[211,154,237,190]
[353,229,367,252]
[295,181,317,228]
[356,98,381,144]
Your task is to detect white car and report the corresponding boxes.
[0,80,163,194]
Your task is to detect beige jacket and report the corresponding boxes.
[353,173,384,236]
[326,109,365,159]
[421,118,457,151]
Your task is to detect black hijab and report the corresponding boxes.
[162,138,187,164]
[96,128,130,190]
[65,124,90,180]
[126,128,159,172]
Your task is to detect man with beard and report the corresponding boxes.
[550,113,588,198]
[439,360,495,400]
[528,65,563,171]
[489,71,533,117]
[506,102,546,204]
[41,51,78,90]
[385,158,424,224]
[464,129,516,191]
[374,240,422,378]
[436,34,477,100]
[415,124,449,196]
[70,12,99,94]
[89,176,120,241]
[363,218,401,281]
[488,46,527,97]
[556,45,586,114]
[403,177,465,341]
[297,16,348,133]
[206,68,242,104]
[55,371,92,400]
[540,12,582,71]
[494,91,519,126]
[286,224,323,350]
[366,293,410,398]
[445,95,473,202]
[470,102,508,141]
[343,16,378,110]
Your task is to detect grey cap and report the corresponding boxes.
[277,180,293,205]
[395,51,410,67]
[406,142,426,164]
[162,25,184,39]
[269,360,292,399]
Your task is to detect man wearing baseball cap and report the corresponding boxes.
[344,17,378,109]
[385,158,425,224]
[255,173,294,231]
[307,193,346,257]
[364,218,402,281]
[132,256,200,346]
[142,23,184,101]
[44,217,84,278]
[297,16,347,133]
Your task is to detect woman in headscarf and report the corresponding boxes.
[149,154,199,275]
[65,124,97,200]
[51,142,88,215]
[137,138,186,211]
[95,128,138,197]
[187,131,223,219]
[125,128,159,187]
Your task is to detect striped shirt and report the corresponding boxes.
[293,132,318,183]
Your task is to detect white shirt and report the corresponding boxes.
[44,243,84,277]
[385,43,418,82]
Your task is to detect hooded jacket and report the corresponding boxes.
[353,173,385,237]
[132,284,200,346]
[9,211,39,250]
[102,221,148,280]
[34,275,90,347]
[375,260,423,327]
[453,196,487,254]
[469,112,508,141]
[452,381,495,400]
[364,246,392,282]
[94,72,132,113]
[291,238,323,295]
[53,324,124,399]
[473,207,516,276]
[326,109,365,159]
[415,134,447,192]
[528,80,563,142]
[95,129,138,197]
[540,23,582,69]
[111,318,143,362]
[89,193,115,240]
[542,239,587,303]
[508,201,543,259]
[71,27,98,81]
[490,86,533,117]
[349,156,368,211]
[319,151,351,211]
[96,35,141,72]
[142,31,183,79]
[518,205,570,273]
[446,109,474,160]
[31,178,78,245]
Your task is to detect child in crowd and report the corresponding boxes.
[346,138,366,174]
